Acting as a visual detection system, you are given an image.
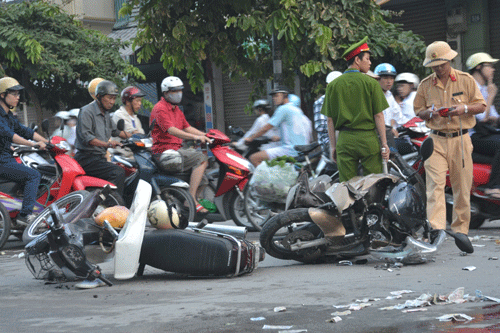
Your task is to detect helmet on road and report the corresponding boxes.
[466,52,499,71]
[395,73,420,87]
[0,77,24,95]
[423,41,458,67]
[288,94,301,108]
[161,76,183,92]
[252,99,270,110]
[374,63,397,77]
[88,78,104,100]
[121,86,145,104]
[148,199,180,229]
[326,71,342,84]
[94,206,130,229]
[95,80,119,98]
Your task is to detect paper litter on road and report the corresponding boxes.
[250,317,266,321]
[402,308,428,313]
[326,316,342,323]
[333,304,351,309]
[331,310,351,316]
[263,325,293,329]
[337,260,352,266]
[390,290,414,296]
[462,266,476,271]
[476,290,500,303]
[355,298,381,303]
[488,257,498,260]
[386,295,402,300]
[274,306,287,312]
[436,314,474,322]
[349,303,372,311]
[278,330,307,333]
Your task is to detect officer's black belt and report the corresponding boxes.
[431,129,468,138]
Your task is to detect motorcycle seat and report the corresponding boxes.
[295,142,320,154]
[472,152,493,165]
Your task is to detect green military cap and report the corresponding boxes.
[342,36,370,61]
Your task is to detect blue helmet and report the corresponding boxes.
[374,63,397,77]
[288,94,301,108]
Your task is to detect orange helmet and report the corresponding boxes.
[88,78,104,100]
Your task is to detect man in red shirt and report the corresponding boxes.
[150,76,212,213]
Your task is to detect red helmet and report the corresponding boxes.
[121,86,145,104]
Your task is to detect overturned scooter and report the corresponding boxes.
[259,138,447,264]
[25,180,263,286]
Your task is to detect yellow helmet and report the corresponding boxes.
[88,78,104,100]
[0,77,24,95]
[94,206,130,228]
[466,52,499,71]
[423,41,458,67]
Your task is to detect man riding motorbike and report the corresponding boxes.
[149,76,212,214]
[0,77,48,226]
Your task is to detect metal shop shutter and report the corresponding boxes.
[222,73,258,132]
[489,0,500,110]
[383,0,447,46]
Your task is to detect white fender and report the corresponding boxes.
[114,180,152,279]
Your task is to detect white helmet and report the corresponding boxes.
[54,111,70,120]
[161,76,183,92]
[68,108,80,118]
[326,71,342,84]
[395,73,420,87]
[148,199,180,229]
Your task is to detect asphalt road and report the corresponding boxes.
[1,221,500,333]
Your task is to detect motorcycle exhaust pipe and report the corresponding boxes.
[187,222,248,239]
[370,230,446,265]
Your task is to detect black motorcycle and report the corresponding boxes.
[259,138,446,264]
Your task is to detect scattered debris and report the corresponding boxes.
[390,290,414,296]
[355,298,381,303]
[279,330,307,333]
[386,295,402,300]
[436,314,474,322]
[0,251,5,255]
[488,257,498,260]
[337,260,352,266]
[263,325,293,330]
[374,262,403,271]
[326,316,342,323]
[18,252,25,259]
[274,306,287,312]
[402,308,428,313]
[250,317,266,321]
[476,290,500,303]
[331,310,351,316]
[349,303,372,311]
[462,266,476,271]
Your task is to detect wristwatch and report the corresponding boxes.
[464,105,468,114]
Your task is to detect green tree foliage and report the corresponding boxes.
[122,0,426,111]
[0,0,145,121]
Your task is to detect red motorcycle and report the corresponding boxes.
[0,119,123,248]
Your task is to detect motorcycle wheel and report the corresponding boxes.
[244,184,285,231]
[161,187,196,223]
[88,188,125,208]
[228,189,256,231]
[22,190,90,244]
[0,203,12,250]
[260,208,322,262]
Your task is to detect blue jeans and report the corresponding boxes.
[0,157,41,215]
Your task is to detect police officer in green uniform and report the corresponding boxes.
[321,37,390,182]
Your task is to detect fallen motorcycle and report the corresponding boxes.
[25,180,263,285]
[259,138,446,264]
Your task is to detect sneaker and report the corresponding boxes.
[16,213,37,227]
[75,279,107,289]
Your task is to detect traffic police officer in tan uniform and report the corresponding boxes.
[414,41,486,253]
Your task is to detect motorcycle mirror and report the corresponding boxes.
[41,119,50,136]
[420,137,434,162]
[116,119,125,131]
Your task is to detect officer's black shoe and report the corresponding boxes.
[453,233,474,254]
[429,229,442,244]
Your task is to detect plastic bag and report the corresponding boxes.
[249,159,299,203]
